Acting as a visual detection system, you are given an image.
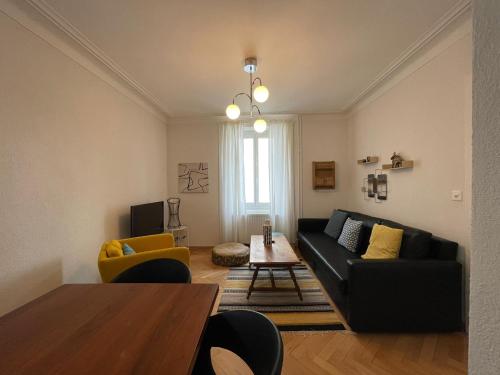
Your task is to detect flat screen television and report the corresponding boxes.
[130,201,164,237]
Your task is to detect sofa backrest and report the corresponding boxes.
[337,210,458,260]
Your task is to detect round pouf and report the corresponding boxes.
[212,243,250,267]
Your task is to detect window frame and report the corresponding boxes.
[243,126,270,213]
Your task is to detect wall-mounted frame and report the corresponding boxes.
[375,173,387,202]
[362,171,388,202]
[367,174,377,197]
[313,161,335,190]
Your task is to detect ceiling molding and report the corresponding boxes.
[24,0,169,119]
[344,0,471,112]
[13,0,470,118]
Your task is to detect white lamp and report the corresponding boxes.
[253,85,269,103]
[253,118,267,133]
[225,104,240,120]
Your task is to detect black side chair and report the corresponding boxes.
[111,258,191,283]
[193,310,283,375]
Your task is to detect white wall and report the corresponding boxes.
[166,117,220,246]
[469,0,500,373]
[166,114,350,246]
[0,11,167,316]
[348,30,471,255]
[300,114,350,218]
[347,22,472,316]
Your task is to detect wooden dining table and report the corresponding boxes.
[0,283,219,375]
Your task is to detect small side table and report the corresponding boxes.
[165,226,189,247]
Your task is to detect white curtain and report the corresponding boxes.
[219,119,296,243]
[219,122,248,242]
[269,120,296,243]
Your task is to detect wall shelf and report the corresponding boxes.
[382,160,414,170]
[357,156,379,165]
[313,161,335,190]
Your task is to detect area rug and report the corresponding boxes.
[218,263,345,331]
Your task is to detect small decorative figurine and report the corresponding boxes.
[390,152,404,168]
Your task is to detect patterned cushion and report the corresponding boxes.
[338,218,363,253]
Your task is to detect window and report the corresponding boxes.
[243,127,270,212]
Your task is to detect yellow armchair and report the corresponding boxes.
[98,233,190,282]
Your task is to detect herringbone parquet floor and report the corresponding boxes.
[190,247,468,375]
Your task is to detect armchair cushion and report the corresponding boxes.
[110,240,122,249]
[122,243,136,255]
[105,242,123,257]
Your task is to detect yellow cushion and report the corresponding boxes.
[110,240,122,249]
[362,224,404,260]
[106,242,123,257]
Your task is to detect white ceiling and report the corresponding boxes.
[45,0,462,117]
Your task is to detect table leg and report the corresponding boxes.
[268,268,276,289]
[288,266,303,300]
[247,266,260,299]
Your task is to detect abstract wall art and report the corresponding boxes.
[178,162,209,193]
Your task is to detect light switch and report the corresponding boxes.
[451,190,463,201]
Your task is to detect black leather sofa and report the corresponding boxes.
[297,210,463,332]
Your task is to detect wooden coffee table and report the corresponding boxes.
[247,234,302,300]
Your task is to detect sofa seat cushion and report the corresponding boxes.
[299,232,360,292]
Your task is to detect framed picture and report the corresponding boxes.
[178,162,209,193]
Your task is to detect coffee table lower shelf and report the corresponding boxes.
[246,265,303,301]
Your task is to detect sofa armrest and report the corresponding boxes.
[98,247,190,282]
[346,259,462,332]
[297,218,329,233]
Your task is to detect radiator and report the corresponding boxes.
[244,214,270,243]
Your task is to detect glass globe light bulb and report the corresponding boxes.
[253,85,269,103]
[253,118,267,133]
[226,104,240,120]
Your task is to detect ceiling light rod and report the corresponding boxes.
[226,57,270,133]
[231,72,261,117]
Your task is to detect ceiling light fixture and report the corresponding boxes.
[225,57,269,133]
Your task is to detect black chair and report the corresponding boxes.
[111,258,191,283]
[193,310,283,375]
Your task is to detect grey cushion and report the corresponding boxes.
[324,210,349,239]
[338,218,363,253]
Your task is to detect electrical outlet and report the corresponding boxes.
[451,190,463,201]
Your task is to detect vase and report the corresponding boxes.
[167,198,181,229]
[263,219,272,246]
